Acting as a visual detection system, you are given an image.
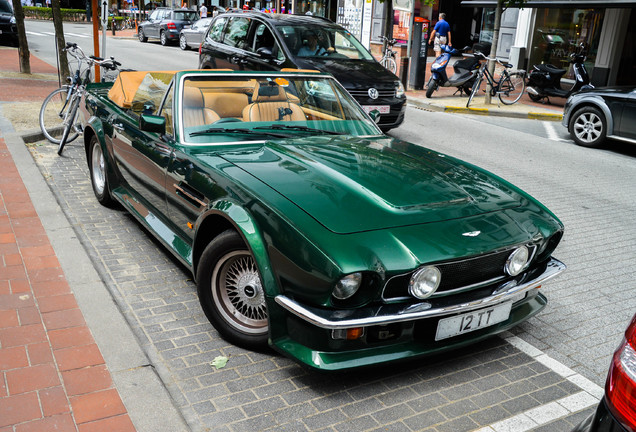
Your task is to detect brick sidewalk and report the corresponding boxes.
[0,46,137,432]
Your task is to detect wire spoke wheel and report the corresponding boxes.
[39,87,79,145]
[498,71,526,105]
[212,250,268,335]
[467,72,484,108]
[381,56,397,74]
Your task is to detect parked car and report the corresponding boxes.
[179,17,213,50]
[0,0,18,47]
[138,7,199,46]
[79,69,565,370]
[198,12,406,132]
[563,86,636,148]
[572,313,636,432]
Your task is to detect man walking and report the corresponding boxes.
[429,12,451,58]
[199,3,207,17]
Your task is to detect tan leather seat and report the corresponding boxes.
[242,83,305,122]
[205,92,249,119]
[182,86,220,128]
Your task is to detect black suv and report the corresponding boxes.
[138,7,199,46]
[198,12,406,131]
[0,0,18,47]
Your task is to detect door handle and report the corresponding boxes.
[112,123,124,132]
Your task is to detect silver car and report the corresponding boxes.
[179,17,213,51]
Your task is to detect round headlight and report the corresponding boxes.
[408,266,441,299]
[505,246,529,276]
[333,273,362,300]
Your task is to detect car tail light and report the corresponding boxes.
[606,314,636,431]
[166,22,177,29]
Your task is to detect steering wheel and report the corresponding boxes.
[212,118,243,124]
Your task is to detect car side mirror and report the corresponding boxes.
[256,47,274,59]
[140,114,166,134]
[368,109,381,124]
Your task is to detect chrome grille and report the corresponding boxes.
[348,89,396,99]
[382,245,537,302]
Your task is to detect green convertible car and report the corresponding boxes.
[79,69,565,370]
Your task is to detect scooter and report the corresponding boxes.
[526,49,594,103]
[426,45,480,98]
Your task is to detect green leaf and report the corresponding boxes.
[211,356,228,369]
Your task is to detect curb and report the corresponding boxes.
[407,98,564,121]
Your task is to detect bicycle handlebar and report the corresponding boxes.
[64,43,123,70]
[473,51,512,68]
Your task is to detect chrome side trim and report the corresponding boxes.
[275,258,565,330]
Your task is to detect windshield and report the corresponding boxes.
[0,0,13,14]
[276,25,374,61]
[180,74,380,144]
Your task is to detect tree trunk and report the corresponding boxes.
[11,0,30,74]
[484,0,502,104]
[51,0,70,82]
[383,0,393,54]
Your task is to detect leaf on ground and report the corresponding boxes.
[211,356,228,369]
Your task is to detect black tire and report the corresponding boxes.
[88,135,116,207]
[138,28,148,42]
[569,106,607,148]
[197,230,269,350]
[498,71,526,105]
[160,30,168,46]
[179,34,188,50]
[57,96,80,155]
[528,92,543,102]
[426,80,438,98]
[39,87,79,145]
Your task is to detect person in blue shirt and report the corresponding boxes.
[297,31,327,56]
[429,13,452,58]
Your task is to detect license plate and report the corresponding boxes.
[435,302,512,341]
[363,105,390,114]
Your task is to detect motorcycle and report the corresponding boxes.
[526,49,594,103]
[426,45,480,98]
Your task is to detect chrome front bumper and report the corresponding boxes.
[275,258,565,330]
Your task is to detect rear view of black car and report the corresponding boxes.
[138,7,199,46]
[573,313,636,432]
[0,0,18,47]
[198,12,406,131]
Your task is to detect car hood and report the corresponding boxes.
[293,58,398,90]
[218,136,524,234]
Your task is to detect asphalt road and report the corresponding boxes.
[390,107,636,385]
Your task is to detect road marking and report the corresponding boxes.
[66,32,90,38]
[474,333,604,431]
[25,31,89,39]
[543,120,570,142]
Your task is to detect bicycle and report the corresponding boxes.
[379,36,397,74]
[39,43,121,155]
[466,51,526,108]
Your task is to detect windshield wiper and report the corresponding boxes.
[253,125,345,135]
[189,127,291,138]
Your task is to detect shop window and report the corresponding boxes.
[529,8,604,81]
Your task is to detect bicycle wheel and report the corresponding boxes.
[498,71,526,105]
[381,56,397,74]
[39,87,79,145]
[466,72,483,108]
[57,96,81,155]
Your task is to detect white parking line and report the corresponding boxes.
[474,333,604,431]
[65,32,90,38]
[543,120,570,142]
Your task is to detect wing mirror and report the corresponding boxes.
[256,47,274,59]
[140,114,166,134]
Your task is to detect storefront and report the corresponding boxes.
[460,0,636,86]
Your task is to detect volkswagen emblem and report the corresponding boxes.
[368,88,379,100]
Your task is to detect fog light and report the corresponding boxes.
[333,273,362,300]
[408,266,441,299]
[505,246,529,276]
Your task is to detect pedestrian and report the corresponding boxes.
[199,3,207,17]
[212,5,218,16]
[429,12,452,58]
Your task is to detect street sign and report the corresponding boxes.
[101,0,108,24]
